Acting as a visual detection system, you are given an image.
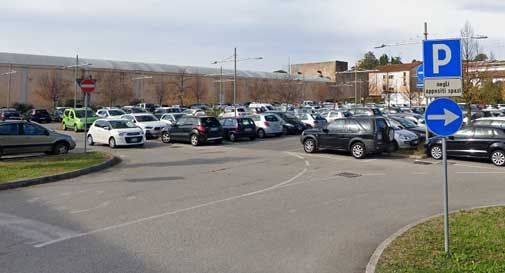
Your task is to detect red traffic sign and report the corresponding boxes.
[79,79,96,93]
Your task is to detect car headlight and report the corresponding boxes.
[118,132,127,136]
[399,134,410,140]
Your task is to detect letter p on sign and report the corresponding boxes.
[423,39,462,79]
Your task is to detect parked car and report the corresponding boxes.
[219,117,256,141]
[300,117,395,159]
[297,113,327,129]
[349,107,383,117]
[472,117,505,129]
[0,120,76,157]
[389,116,430,139]
[160,116,223,146]
[122,106,148,114]
[219,106,248,118]
[320,110,352,123]
[386,118,419,149]
[62,108,98,132]
[53,107,68,122]
[268,111,306,134]
[0,108,22,121]
[120,113,165,139]
[24,109,52,123]
[153,107,182,119]
[159,113,185,127]
[87,119,144,148]
[96,108,126,119]
[181,108,206,116]
[249,113,284,138]
[426,126,505,166]
[137,103,160,113]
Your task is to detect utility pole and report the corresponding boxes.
[220,66,224,105]
[74,54,78,109]
[233,47,237,117]
[424,22,430,144]
[7,64,12,107]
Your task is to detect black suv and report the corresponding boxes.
[161,116,223,146]
[219,117,256,142]
[426,125,505,166]
[25,109,52,123]
[301,117,395,159]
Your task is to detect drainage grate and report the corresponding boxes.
[336,172,362,178]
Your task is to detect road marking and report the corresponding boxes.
[127,196,137,200]
[70,201,111,214]
[285,152,310,167]
[454,163,501,170]
[0,212,79,246]
[362,159,377,163]
[34,168,308,248]
[412,172,429,175]
[455,171,505,174]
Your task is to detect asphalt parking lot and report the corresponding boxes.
[2,124,505,273]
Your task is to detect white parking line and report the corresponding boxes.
[454,163,501,170]
[455,171,505,174]
[70,201,111,215]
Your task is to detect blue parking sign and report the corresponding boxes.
[423,39,462,79]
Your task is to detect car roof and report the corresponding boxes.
[476,117,505,121]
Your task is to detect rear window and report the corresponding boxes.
[35,110,49,114]
[264,115,279,122]
[201,117,220,127]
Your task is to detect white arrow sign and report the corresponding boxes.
[427,108,459,126]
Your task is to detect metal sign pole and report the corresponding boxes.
[84,93,88,154]
[442,137,450,255]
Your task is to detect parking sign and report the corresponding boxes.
[423,39,463,97]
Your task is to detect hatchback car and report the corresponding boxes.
[62,108,98,132]
[25,109,52,123]
[301,117,395,159]
[159,113,185,127]
[53,107,68,122]
[268,111,306,135]
[0,120,76,157]
[250,113,283,138]
[153,107,182,119]
[0,108,22,121]
[426,126,505,166]
[219,117,256,141]
[297,113,328,129]
[120,114,165,139]
[87,119,144,148]
[320,110,352,123]
[161,116,223,146]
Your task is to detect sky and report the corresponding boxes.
[2,0,505,72]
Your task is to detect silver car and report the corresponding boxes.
[0,121,76,157]
[249,113,283,138]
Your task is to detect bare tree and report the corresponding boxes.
[461,21,483,119]
[192,74,206,104]
[170,68,193,106]
[154,76,170,106]
[36,70,71,110]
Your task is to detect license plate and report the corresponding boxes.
[131,137,139,142]
[211,128,218,132]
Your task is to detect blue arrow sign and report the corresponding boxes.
[425,98,463,137]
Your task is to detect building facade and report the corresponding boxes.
[290,60,348,81]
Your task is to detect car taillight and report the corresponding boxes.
[264,121,270,127]
[197,125,206,133]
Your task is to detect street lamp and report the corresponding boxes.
[212,49,262,117]
[132,75,153,103]
[63,55,92,108]
[205,67,234,105]
[1,66,17,107]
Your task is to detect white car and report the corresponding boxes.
[473,117,505,128]
[96,108,126,119]
[87,119,144,148]
[120,113,166,139]
[160,113,184,126]
[219,106,248,118]
[297,113,327,129]
[249,113,283,138]
[320,110,352,122]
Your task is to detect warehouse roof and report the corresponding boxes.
[0,52,330,82]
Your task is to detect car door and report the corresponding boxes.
[0,123,21,155]
[171,117,187,141]
[21,123,53,153]
[68,110,76,128]
[471,127,495,157]
[92,120,106,143]
[447,127,474,156]
[320,119,346,149]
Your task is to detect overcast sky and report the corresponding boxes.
[2,0,505,72]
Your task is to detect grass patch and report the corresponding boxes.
[0,152,110,184]
[376,206,505,273]
[394,143,426,157]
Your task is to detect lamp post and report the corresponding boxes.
[1,65,16,107]
[212,49,263,117]
[132,75,153,103]
[63,55,92,108]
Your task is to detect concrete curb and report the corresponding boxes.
[365,204,505,273]
[389,152,427,160]
[0,154,121,191]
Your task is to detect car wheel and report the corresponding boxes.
[229,133,236,142]
[53,142,69,155]
[109,137,116,149]
[257,129,266,139]
[283,127,288,135]
[190,134,200,146]
[490,150,505,166]
[430,145,443,160]
[392,141,399,151]
[161,132,172,143]
[303,138,317,153]
[74,125,79,133]
[351,142,366,159]
[87,135,94,146]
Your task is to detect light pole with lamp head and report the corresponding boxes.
[1,66,17,107]
[63,56,92,108]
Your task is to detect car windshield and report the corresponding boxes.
[311,114,326,120]
[109,110,125,116]
[395,118,416,128]
[136,115,158,122]
[109,120,136,129]
[75,110,96,118]
[172,114,184,120]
